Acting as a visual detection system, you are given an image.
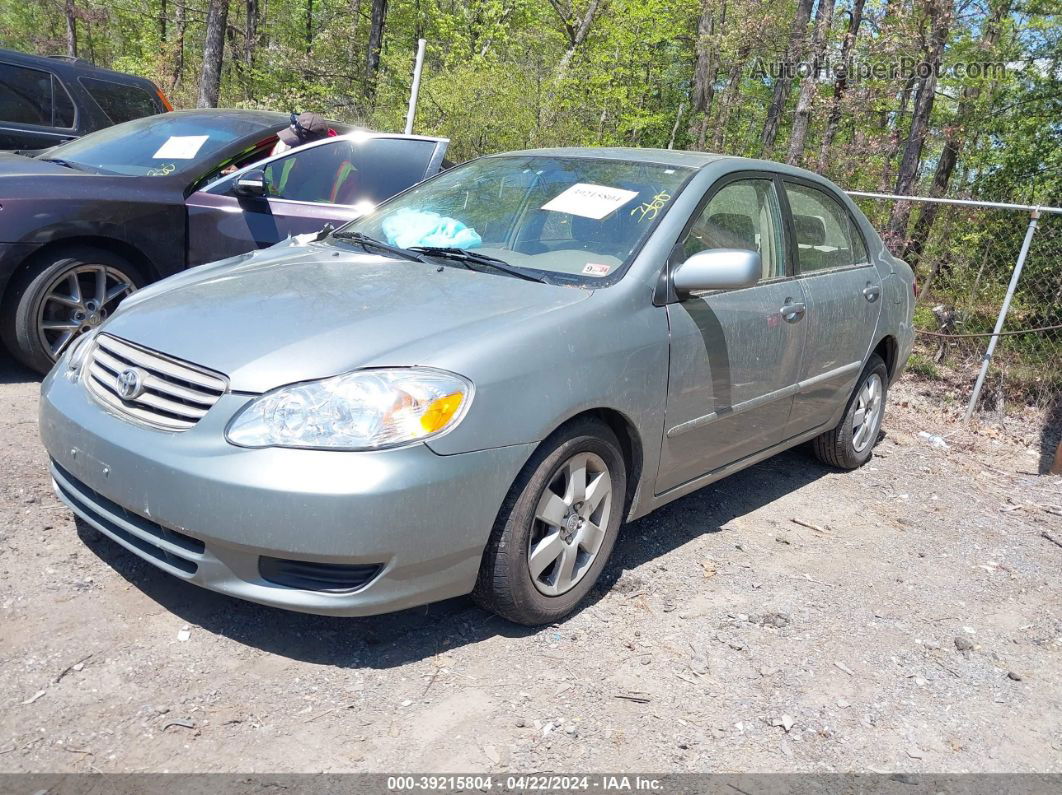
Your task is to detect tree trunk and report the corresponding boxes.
[159,0,167,42]
[551,0,604,79]
[64,0,77,57]
[306,0,313,55]
[902,0,1007,264]
[689,0,725,150]
[887,0,953,247]
[786,0,835,165]
[245,0,258,67]
[197,0,230,108]
[817,0,865,169]
[171,0,186,90]
[760,0,814,155]
[365,0,388,103]
[712,48,747,151]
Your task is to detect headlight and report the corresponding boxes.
[65,331,97,381]
[225,368,473,450]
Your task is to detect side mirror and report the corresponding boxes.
[233,169,267,198]
[672,248,761,294]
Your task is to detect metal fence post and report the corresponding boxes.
[963,208,1041,420]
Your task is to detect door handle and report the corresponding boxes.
[780,301,806,322]
[863,285,881,302]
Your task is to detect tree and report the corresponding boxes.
[689,0,724,149]
[365,0,389,103]
[817,0,865,168]
[197,0,230,108]
[760,0,814,155]
[786,0,834,164]
[64,0,77,57]
[887,0,953,246]
[903,0,1009,264]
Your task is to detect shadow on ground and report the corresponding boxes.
[0,351,39,386]
[76,447,833,670]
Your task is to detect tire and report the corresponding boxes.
[473,417,627,626]
[812,353,888,470]
[1,246,142,374]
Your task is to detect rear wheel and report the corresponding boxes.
[811,354,888,470]
[1,247,141,374]
[473,418,626,625]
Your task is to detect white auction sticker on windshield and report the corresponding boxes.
[582,263,611,276]
[542,183,639,219]
[152,135,209,159]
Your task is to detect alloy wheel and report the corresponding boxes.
[37,265,136,360]
[851,372,883,453]
[527,451,613,596]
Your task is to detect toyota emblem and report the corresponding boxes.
[115,367,145,401]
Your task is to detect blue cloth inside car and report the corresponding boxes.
[381,209,483,249]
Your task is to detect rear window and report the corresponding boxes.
[79,76,160,124]
[0,62,75,128]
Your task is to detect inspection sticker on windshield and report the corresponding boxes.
[151,135,209,160]
[582,263,612,277]
[542,183,639,219]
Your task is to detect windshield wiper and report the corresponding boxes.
[332,231,424,262]
[410,247,549,284]
[39,158,85,171]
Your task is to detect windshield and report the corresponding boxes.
[39,113,277,176]
[339,155,694,284]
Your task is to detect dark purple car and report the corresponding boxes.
[0,109,448,372]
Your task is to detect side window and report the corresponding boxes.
[849,216,869,264]
[785,183,859,272]
[0,62,67,127]
[79,77,160,124]
[679,178,786,280]
[262,138,437,206]
[263,141,357,203]
[51,76,75,127]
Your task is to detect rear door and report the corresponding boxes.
[782,179,882,436]
[185,135,445,266]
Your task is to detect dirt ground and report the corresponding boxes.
[1,351,1060,774]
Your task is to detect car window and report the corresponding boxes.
[785,182,859,273]
[850,217,869,264]
[341,155,694,284]
[79,76,160,124]
[0,62,74,128]
[258,138,437,206]
[679,178,786,280]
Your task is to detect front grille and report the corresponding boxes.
[259,556,382,593]
[52,461,204,576]
[84,333,227,431]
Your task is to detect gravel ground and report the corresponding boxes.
[1,352,1060,774]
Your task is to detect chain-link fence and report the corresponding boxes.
[848,193,1061,427]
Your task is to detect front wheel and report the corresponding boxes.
[811,353,888,470]
[473,418,627,625]
[1,247,141,374]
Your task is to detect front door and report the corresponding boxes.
[782,180,883,436]
[656,176,807,494]
[184,136,444,267]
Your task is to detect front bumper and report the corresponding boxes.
[39,366,534,616]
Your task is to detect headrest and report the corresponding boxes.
[793,214,826,246]
[706,212,756,248]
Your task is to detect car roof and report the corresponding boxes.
[490,146,842,185]
[0,47,159,89]
[159,108,293,129]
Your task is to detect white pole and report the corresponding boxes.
[963,209,1041,421]
[404,38,426,135]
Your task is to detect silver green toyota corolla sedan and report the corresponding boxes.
[39,148,914,625]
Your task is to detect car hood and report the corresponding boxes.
[0,151,78,177]
[103,240,591,392]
